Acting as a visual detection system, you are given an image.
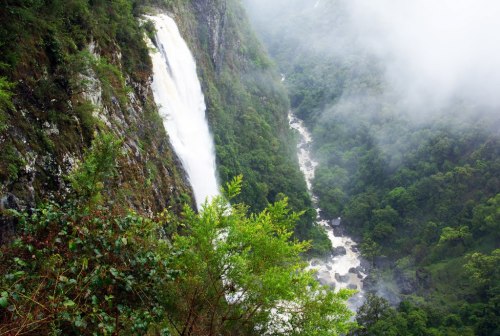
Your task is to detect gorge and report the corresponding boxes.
[0,0,498,334]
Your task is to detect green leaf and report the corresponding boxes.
[0,296,8,308]
[14,257,28,267]
[63,299,76,307]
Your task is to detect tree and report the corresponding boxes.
[161,176,355,335]
[464,249,500,294]
[472,194,500,238]
[438,226,472,247]
[371,205,399,242]
[351,294,405,336]
[360,236,381,266]
[0,153,354,335]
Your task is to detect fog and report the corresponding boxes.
[244,0,500,113]
[242,0,500,307]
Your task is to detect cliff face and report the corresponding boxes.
[0,1,192,241]
[0,0,314,244]
[167,0,312,219]
[191,0,227,72]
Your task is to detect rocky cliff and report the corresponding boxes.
[0,0,315,246]
[0,1,193,241]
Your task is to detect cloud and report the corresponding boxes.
[344,0,500,109]
[244,0,500,112]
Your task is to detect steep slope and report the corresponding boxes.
[0,1,353,334]
[1,0,323,248]
[0,0,193,241]
[175,0,311,211]
[153,0,323,246]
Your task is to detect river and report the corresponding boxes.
[288,113,366,310]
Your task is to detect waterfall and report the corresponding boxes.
[147,14,220,210]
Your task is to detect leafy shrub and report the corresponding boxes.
[0,136,354,335]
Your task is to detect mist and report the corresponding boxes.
[243,0,500,116]
[243,0,500,308]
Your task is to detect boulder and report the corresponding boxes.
[334,273,350,283]
[332,246,347,256]
[332,226,344,236]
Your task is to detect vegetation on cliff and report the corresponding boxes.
[0,0,346,334]
[0,0,329,251]
[0,0,192,226]
[151,0,330,252]
[0,133,353,335]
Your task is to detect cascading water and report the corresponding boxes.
[288,113,366,311]
[147,14,220,209]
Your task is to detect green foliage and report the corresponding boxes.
[93,57,131,111]
[246,0,500,333]
[68,133,122,205]
[351,295,477,336]
[438,226,472,247]
[0,143,354,335]
[158,178,354,335]
[472,193,500,238]
[0,143,26,181]
[0,76,14,130]
[360,236,381,266]
[0,201,176,335]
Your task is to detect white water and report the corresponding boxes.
[147,14,220,209]
[288,113,366,310]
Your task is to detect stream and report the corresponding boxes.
[288,113,366,311]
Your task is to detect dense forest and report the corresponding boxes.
[1,0,499,334]
[244,0,500,335]
[0,0,328,253]
[0,0,341,334]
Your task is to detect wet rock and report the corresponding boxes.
[348,284,358,290]
[360,258,372,272]
[0,193,20,211]
[351,245,359,252]
[332,246,347,256]
[330,217,341,227]
[332,225,344,237]
[360,274,377,292]
[316,271,336,290]
[349,267,363,276]
[310,259,321,267]
[335,273,349,283]
[0,193,21,244]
